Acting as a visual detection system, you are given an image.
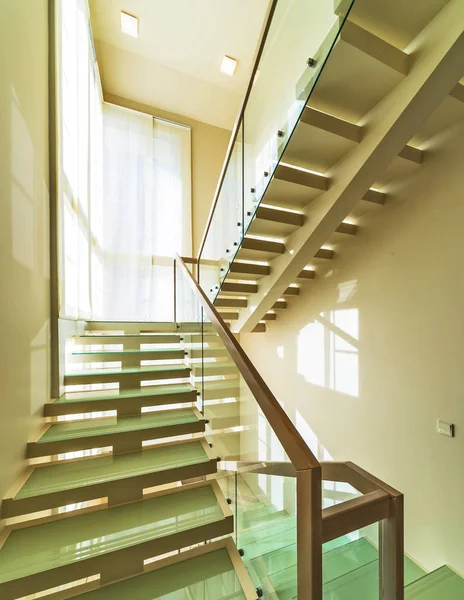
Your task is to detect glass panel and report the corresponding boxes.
[198,0,355,299]
[175,260,203,414]
[198,122,244,302]
[196,309,298,596]
[236,469,297,597]
[321,520,425,597]
[243,0,354,233]
[323,531,380,598]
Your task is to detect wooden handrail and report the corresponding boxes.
[175,255,319,473]
[196,0,279,261]
[322,489,391,543]
[176,254,404,598]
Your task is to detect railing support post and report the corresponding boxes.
[379,494,404,600]
[297,467,322,600]
[173,258,177,325]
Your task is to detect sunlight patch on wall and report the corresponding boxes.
[297,308,359,397]
[337,279,357,303]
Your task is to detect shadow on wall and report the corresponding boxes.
[0,0,50,502]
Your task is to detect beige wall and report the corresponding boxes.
[241,120,464,574]
[104,93,231,257]
[0,1,50,500]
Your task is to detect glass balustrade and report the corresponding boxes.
[198,0,355,302]
[175,255,403,599]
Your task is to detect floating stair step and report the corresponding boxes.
[182,333,221,345]
[256,205,305,227]
[217,311,239,321]
[239,503,285,528]
[68,545,249,600]
[339,20,409,74]
[283,286,300,296]
[215,297,248,308]
[273,299,287,309]
[75,333,181,346]
[310,25,403,123]
[275,163,329,191]
[301,106,362,143]
[298,269,316,280]
[2,440,216,518]
[44,384,196,417]
[323,554,426,599]
[405,565,464,598]
[363,188,386,204]
[242,516,297,560]
[0,482,232,600]
[263,312,277,321]
[177,322,215,333]
[202,380,240,401]
[188,347,229,360]
[335,222,357,235]
[84,321,178,333]
[249,205,305,238]
[300,107,423,164]
[70,348,185,363]
[64,364,190,387]
[240,514,296,548]
[323,538,378,584]
[192,362,237,378]
[27,408,205,458]
[240,236,285,260]
[229,261,270,279]
[221,281,258,295]
[315,248,335,260]
[207,402,241,430]
[252,322,266,333]
[255,537,378,597]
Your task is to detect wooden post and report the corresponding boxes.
[379,494,404,600]
[297,467,322,599]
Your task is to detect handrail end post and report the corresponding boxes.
[297,467,322,599]
[380,493,404,600]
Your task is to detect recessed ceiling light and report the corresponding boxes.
[121,11,138,38]
[220,55,237,76]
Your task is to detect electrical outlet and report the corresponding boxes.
[437,420,455,438]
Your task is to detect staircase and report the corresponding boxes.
[3,0,464,596]
[1,319,464,597]
[200,0,464,333]
[0,322,255,600]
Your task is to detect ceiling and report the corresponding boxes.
[89,0,270,129]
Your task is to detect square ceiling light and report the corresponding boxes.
[121,11,138,38]
[220,55,237,76]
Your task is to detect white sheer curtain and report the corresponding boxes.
[57,0,103,319]
[57,0,191,322]
[99,104,192,321]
